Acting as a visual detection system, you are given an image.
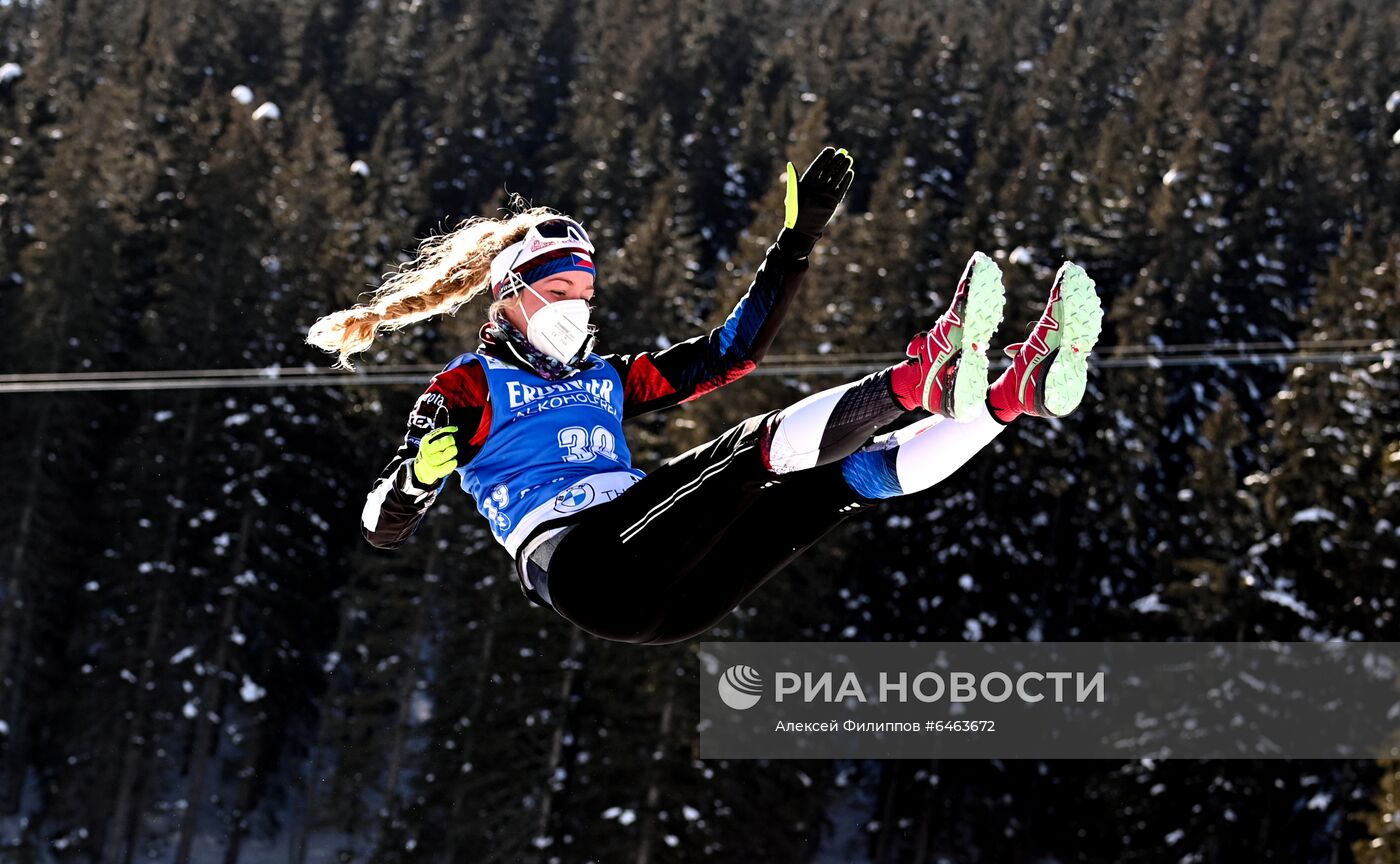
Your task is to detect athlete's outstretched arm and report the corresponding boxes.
[604,237,807,418]
[361,361,491,549]
[607,147,855,419]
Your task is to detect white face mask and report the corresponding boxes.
[521,287,592,363]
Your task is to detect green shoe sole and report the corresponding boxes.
[1042,262,1105,417]
[951,252,1006,420]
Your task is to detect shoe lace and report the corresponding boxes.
[1003,319,1038,357]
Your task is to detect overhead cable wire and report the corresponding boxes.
[0,344,1394,394]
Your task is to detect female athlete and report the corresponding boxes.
[307,147,1104,645]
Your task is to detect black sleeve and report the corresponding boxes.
[361,362,490,549]
[603,231,813,420]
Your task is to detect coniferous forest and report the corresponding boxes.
[1,0,1399,860]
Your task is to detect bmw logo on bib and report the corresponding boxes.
[554,482,595,513]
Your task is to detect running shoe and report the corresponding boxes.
[901,251,1006,420]
[989,261,1104,419]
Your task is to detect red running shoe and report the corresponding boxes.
[898,252,1006,420]
[989,261,1104,420]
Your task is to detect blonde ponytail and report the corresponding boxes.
[307,205,563,369]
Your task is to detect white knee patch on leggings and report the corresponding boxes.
[891,401,1006,493]
[765,388,849,473]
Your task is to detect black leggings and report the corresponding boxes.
[534,411,878,645]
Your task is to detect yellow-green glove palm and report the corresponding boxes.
[412,426,460,486]
[783,146,855,236]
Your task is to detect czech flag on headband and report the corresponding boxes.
[518,250,595,286]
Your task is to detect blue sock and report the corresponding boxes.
[840,447,903,500]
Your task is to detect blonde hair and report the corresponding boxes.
[307,205,564,369]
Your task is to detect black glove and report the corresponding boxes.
[776,146,855,257]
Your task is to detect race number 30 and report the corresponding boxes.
[558,425,618,463]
